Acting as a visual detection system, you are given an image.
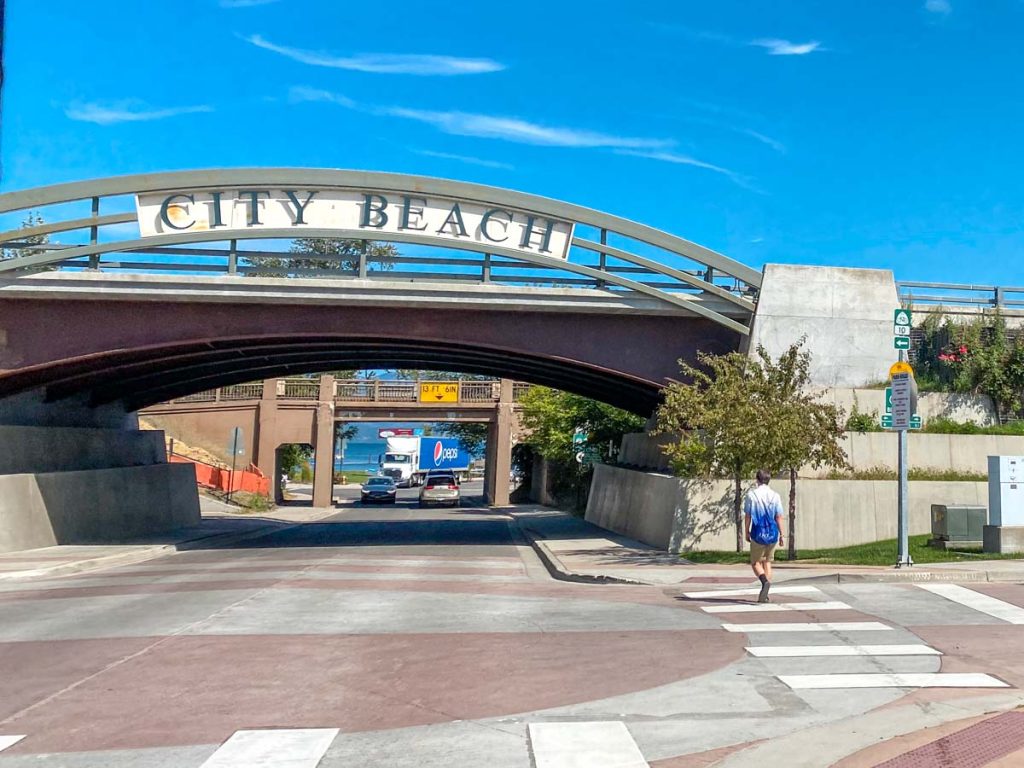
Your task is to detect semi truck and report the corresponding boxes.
[379,436,472,487]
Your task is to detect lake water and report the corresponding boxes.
[334,439,388,471]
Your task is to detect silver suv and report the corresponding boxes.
[418,471,460,508]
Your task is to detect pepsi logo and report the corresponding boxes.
[432,442,460,466]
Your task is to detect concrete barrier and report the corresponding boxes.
[0,463,201,553]
[586,463,989,552]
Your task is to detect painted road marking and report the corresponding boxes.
[199,728,339,768]
[683,585,822,599]
[702,601,851,614]
[722,622,892,633]
[747,644,941,657]
[528,722,648,768]
[0,736,25,753]
[916,583,1024,624]
[779,673,1008,690]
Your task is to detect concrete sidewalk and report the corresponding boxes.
[0,504,341,581]
[509,508,1024,586]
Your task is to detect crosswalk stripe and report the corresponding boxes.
[916,584,1024,624]
[746,644,941,657]
[199,729,339,767]
[683,585,822,599]
[779,673,1008,690]
[528,722,648,768]
[702,601,850,614]
[722,621,892,633]
[0,736,25,753]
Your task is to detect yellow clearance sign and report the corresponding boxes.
[419,382,459,403]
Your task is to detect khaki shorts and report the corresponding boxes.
[750,541,777,563]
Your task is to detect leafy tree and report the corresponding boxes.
[2,212,50,265]
[519,386,644,466]
[755,343,849,559]
[435,422,488,455]
[518,386,645,510]
[246,237,398,277]
[656,342,848,554]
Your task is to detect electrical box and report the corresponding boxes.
[931,504,986,542]
[988,456,1024,526]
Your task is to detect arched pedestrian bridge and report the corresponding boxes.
[0,169,761,418]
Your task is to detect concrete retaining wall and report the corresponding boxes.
[586,463,988,552]
[0,463,201,553]
[617,430,1023,477]
[0,426,166,475]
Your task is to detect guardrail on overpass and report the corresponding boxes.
[898,281,1024,311]
[168,378,532,406]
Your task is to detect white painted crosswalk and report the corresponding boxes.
[779,672,1008,690]
[916,583,1024,624]
[746,644,941,658]
[702,601,851,614]
[722,621,892,633]
[198,728,339,768]
[528,722,648,768]
[0,736,25,753]
[683,585,822,599]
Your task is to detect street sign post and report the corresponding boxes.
[226,426,245,503]
[888,317,916,568]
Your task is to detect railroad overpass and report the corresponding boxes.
[141,377,528,506]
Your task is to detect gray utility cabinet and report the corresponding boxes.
[931,504,986,542]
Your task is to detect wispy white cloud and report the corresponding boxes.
[287,87,750,188]
[924,0,952,14]
[741,128,786,154]
[750,38,822,56]
[65,100,213,125]
[243,34,503,75]
[381,107,671,149]
[615,149,760,192]
[413,149,514,171]
[287,86,357,108]
[220,0,280,7]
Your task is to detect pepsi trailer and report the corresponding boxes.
[417,438,472,480]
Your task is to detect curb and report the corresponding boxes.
[511,522,648,586]
[778,569,1024,584]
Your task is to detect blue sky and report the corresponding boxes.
[3,0,1024,284]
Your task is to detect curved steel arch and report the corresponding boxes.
[0,168,761,334]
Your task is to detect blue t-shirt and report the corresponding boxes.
[745,485,783,545]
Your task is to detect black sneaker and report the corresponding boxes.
[758,581,771,603]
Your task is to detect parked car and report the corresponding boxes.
[361,476,397,504]
[418,471,460,508]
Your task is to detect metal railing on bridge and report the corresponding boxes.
[898,282,1024,311]
[164,378,530,406]
[0,169,762,335]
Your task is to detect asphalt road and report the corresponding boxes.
[3,501,1024,766]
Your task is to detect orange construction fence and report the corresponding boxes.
[169,453,271,496]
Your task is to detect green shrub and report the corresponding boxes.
[922,417,1024,436]
[827,465,987,481]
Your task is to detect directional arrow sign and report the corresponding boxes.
[894,336,911,350]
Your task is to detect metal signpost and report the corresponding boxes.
[887,308,917,567]
[226,426,245,503]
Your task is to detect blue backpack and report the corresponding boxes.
[748,490,780,545]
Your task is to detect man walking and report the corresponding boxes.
[744,469,785,603]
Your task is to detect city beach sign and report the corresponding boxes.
[135,188,575,260]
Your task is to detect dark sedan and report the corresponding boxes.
[360,476,398,504]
